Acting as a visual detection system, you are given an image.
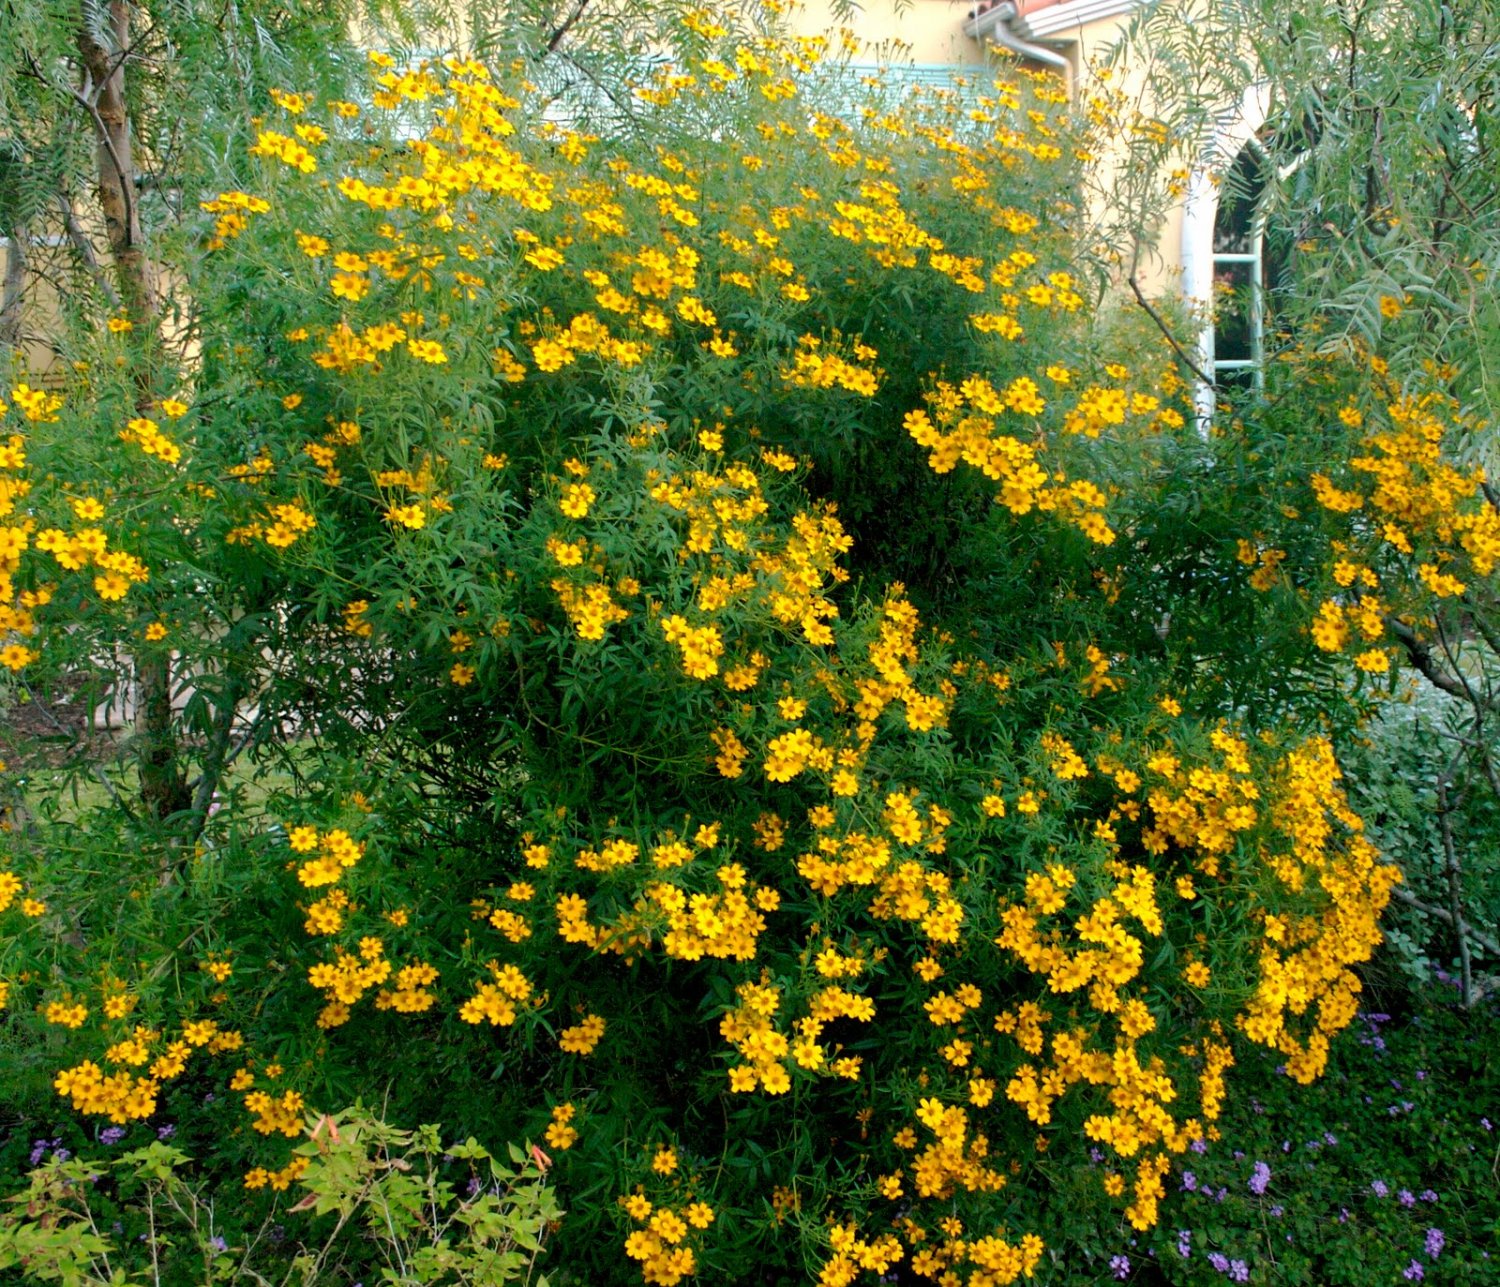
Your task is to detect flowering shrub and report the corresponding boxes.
[0,11,1430,1285]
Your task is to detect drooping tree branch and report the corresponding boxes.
[1384,613,1485,706]
[55,187,122,310]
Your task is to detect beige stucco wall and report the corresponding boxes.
[792,0,987,65]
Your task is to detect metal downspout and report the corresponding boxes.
[981,4,1072,74]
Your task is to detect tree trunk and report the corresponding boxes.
[0,229,24,348]
[76,1,157,325]
[77,2,189,821]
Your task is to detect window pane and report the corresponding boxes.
[1214,260,1255,364]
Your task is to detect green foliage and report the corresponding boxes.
[0,1106,558,1286]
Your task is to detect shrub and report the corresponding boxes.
[0,16,1436,1286]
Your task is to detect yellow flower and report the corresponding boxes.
[1,643,39,670]
[559,1013,606,1054]
[386,504,426,530]
[559,483,596,519]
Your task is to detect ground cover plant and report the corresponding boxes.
[0,3,1497,1283]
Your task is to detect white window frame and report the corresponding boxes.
[1181,83,1270,428]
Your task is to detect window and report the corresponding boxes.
[1181,84,1271,424]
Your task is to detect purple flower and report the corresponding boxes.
[1176,1230,1192,1259]
[1372,1179,1390,1198]
[1269,1205,1284,1218]
[1181,1171,1198,1192]
[1420,1190,1439,1203]
[1191,1137,1208,1155]
[209,1236,228,1253]
[1403,1261,1425,1281]
[1248,1161,1271,1195]
[1111,1253,1130,1280]
[1325,1131,1338,1146]
[1229,1259,1250,1283]
[1399,1189,1416,1208]
[99,1126,125,1146]
[1338,1208,1350,1223]
[1483,1118,1493,1132]
[1207,1252,1230,1272]
[29,1139,60,1166]
[157,1124,176,1141]
[1425,1229,1445,1259]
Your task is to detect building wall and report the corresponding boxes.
[789,0,1190,297]
[793,0,987,65]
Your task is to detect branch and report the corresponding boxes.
[1384,613,1484,706]
[1391,887,1500,959]
[1437,780,1474,1007]
[1128,273,1214,386]
[55,188,122,309]
[545,0,594,53]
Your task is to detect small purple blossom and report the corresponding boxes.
[1372,1179,1390,1198]
[1404,1260,1425,1281]
[29,1139,60,1166]
[1191,1136,1208,1155]
[99,1126,126,1146]
[1325,1131,1338,1146]
[1248,1161,1271,1195]
[1420,1190,1439,1203]
[1425,1229,1445,1259]
[157,1124,176,1141]
[1270,1205,1284,1218]
[209,1236,228,1253]
[1181,1171,1198,1192]
[1228,1259,1250,1283]
[1176,1230,1192,1259]
[1207,1252,1230,1272]
[1110,1253,1130,1280]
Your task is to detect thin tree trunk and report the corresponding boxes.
[77,2,189,821]
[76,2,156,324]
[0,229,25,348]
[1436,781,1474,1008]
